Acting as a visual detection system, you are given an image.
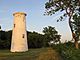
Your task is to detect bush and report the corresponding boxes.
[52,41,80,60]
[0,39,11,49]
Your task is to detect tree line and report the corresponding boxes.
[0,26,61,49]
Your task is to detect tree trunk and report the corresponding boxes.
[66,7,79,49]
[72,33,79,49]
[74,39,79,49]
[68,17,79,49]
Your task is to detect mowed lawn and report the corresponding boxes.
[0,48,62,60]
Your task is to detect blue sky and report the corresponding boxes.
[0,0,72,42]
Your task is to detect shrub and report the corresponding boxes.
[52,41,80,60]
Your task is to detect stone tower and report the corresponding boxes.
[10,12,28,52]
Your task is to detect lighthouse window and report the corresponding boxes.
[14,24,15,28]
[22,34,25,38]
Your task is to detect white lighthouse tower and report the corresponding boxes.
[10,12,28,52]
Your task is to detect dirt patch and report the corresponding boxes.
[37,48,62,60]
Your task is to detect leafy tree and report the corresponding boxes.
[43,26,61,44]
[27,31,44,48]
[5,30,12,40]
[0,30,48,49]
[45,0,80,49]
[0,31,6,40]
[0,30,11,49]
[72,14,80,48]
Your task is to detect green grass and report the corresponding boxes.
[0,48,45,60]
[0,48,62,60]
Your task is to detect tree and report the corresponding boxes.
[45,0,80,49]
[27,31,44,48]
[0,30,11,49]
[0,30,45,49]
[72,14,80,48]
[43,26,61,44]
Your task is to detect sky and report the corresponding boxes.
[0,0,72,42]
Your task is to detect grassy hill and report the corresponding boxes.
[0,48,62,60]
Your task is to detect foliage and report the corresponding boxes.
[45,0,80,48]
[0,30,50,49]
[0,26,61,49]
[72,14,80,41]
[27,31,45,48]
[45,0,80,17]
[43,26,61,44]
[0,30,11,49]
[45,0,80,33]
[53,41,80,60]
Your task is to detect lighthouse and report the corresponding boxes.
[11,12,28,52]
